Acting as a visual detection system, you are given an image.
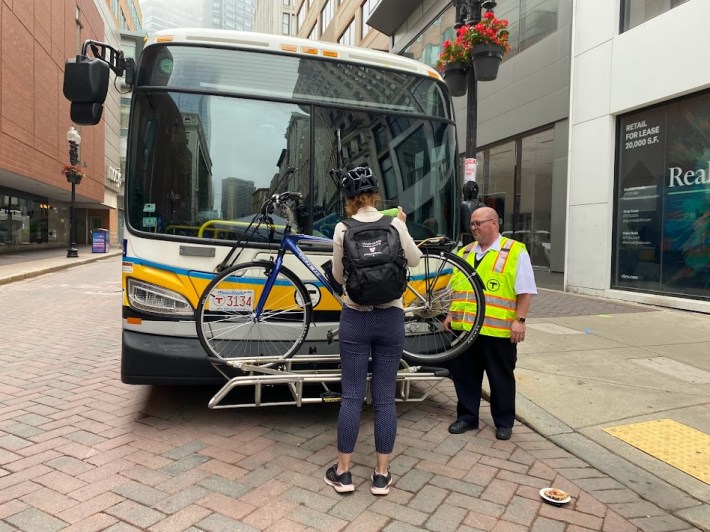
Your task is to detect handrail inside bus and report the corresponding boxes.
[197,219,286,238]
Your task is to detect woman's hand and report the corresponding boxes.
[396,206,406,222]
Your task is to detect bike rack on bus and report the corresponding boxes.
[206,354,449,409]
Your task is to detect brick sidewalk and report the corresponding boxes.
[531,289,655,319]
[0,258,699,531]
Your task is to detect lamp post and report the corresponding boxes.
[66,126,82,258]
[451,0,498,159]
[447,1,503,244]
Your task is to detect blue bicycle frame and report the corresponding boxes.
[253,222,342,319]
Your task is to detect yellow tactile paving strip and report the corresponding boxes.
[604,419,710,484]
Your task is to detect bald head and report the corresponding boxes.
[471,207,497,221]
[470,207,500,246]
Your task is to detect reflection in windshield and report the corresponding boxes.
[127,90,457,242]
[139,44,451,120]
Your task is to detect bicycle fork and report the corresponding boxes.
[252,254,285,322]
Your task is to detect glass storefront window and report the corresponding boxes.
[476,127,555,269]
[0,188,51,247]
[520,129,553,267]
[621,0,689,32]
[478,140,516,234]
[614,90,710,300]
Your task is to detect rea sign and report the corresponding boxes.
[464,158,477,182]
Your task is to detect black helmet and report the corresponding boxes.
[341,166,379,198]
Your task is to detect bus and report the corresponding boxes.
[65,29,461,387]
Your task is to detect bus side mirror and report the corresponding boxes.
[124,58,136,86]
[63,55,110,125]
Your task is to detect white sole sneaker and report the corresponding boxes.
[324,465,355,493]
[370,471,392,495]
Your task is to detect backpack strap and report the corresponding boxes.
[342,215,393,229]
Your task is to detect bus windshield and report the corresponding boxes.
[126,44,458,242]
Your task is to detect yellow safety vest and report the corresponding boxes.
[449,237,523,338]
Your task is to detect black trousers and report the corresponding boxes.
[448,334,517,429]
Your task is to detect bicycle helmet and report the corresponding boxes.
[341,166,379,198]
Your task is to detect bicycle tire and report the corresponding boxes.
[401,249,485,365]
[196,260,312,364]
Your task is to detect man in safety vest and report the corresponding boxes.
[444,206,537,440]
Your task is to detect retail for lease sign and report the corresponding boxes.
[616,108,666,286]
[614,92,710,299]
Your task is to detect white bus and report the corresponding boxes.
[65,29,462,387]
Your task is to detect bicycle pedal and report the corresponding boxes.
[321,391,342,403]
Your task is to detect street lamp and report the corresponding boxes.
[66,126,82,258]
[450,0,499,159]
[447,1,503,243]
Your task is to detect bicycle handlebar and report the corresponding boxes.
[266,191,303,207]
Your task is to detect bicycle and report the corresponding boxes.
[195,191,485,367]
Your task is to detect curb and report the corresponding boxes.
[495,387,710,531]
[0,251,123,286]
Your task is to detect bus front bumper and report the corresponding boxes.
[121,330,343,385]
[121,330,225,385]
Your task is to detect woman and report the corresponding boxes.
[324,167,421,496]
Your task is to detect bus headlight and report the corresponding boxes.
[127,279,193,316]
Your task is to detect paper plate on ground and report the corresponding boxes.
[539,487,571,505]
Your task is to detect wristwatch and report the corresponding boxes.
[517,317,526,323]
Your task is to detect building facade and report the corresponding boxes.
[294,0,388,50]
[370,0,568,275]
[205,0,256,31]
[568,0,707,313]
[140,0,203,36]
[366,0,707,313]
[99,0,142,245]
[254,0,296,36]
[0,0,139,253]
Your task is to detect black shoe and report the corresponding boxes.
[324,464,354,493]
[495,427,512,440]
[448,420,476,434]
[370,469,392,496]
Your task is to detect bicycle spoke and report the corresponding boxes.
[402,250,485,365]
[197,262,311,364]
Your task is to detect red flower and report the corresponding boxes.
[461,12,511,53]
[437,12,511,71]
[63,164,86,180]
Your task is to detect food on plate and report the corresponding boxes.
[543,488,569,501]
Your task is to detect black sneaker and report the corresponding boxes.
[370,469,392,495]
[324,464,354,493]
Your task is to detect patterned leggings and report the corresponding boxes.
[336,305,404,454]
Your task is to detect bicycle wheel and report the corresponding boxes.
[402,250,485,365]
[196,260,312,363]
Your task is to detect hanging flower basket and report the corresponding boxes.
[63,164,85,184]
[471,44,504,82]
[442,62,469,97]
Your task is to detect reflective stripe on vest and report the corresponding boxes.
[450,237,521,338]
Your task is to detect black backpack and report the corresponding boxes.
[341,215,408,305]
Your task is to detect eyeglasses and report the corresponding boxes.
[470,218,496,228]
